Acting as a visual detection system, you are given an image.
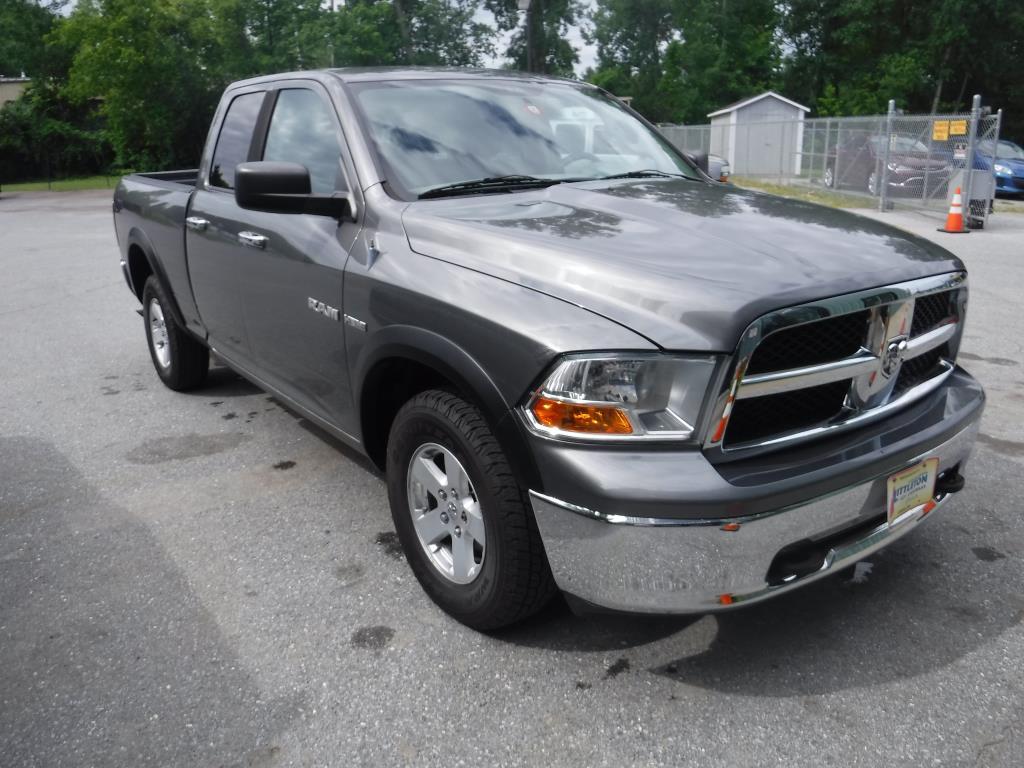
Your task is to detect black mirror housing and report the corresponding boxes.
[234,161,351,219]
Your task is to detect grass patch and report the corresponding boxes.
[0,175,123,192]
[732,176,874,209]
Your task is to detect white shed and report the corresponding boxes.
[708,91,809,177]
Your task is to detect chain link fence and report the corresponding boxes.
[661,96,1003,227]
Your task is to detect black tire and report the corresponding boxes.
[142,276,209,391]
[386,390,555,630]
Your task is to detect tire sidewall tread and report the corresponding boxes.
[386,389,554,631]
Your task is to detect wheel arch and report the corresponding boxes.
[355,325,541,492]
[125,227,188,328]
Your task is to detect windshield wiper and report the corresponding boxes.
[418,175,562,199]
[595,169,692,181]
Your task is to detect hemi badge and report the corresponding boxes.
[344,314,367,332]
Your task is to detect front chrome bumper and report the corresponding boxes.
[530,418,979,614]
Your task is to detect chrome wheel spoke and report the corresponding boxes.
[444,458,470,498]
[413,510,448,546]
[148,299,171,369]
[411,454,446,495]
[406,442,485,585]
[450,529,476,581]
[461,499,485,543]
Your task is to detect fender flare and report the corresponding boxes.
[354,324,542,491]
[125,226,188,329]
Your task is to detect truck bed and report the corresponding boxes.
[113,169,203,334]
[129,169,199,190]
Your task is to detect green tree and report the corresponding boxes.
[586,0,675,117]
[53,0,223,169]
[658,0,780,123]
[486,0,583,76]
[397,0,494,66]
[0,0,56,77]
[778,0,1024,130]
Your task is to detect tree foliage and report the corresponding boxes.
[486,0,583,76]
[1,0,1023,181]
[585,0,1024,133]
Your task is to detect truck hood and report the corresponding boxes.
[401,179,963,350]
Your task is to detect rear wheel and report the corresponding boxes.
[386,389,555,630]
[142,276,209,391]
[867,170,879,196]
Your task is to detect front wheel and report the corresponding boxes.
[386,390,555,630]
[823,163,835,188]
[142,276,209,391]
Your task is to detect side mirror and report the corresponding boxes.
[686,151,711,176]
[234,161,352,219]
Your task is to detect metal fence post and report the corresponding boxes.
[962,93,981,226]
[822,118,832,187]
[879,99,895,212]
[983,107,1003,226]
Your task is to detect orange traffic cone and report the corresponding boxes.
[938,187,969,233]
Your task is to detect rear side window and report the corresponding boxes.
[263,89,344,194]
[209,92,264,190]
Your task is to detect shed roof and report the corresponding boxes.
[707,91,809,118]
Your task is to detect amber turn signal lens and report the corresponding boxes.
[531,396,634,435]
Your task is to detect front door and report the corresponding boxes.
[226,85,361,432]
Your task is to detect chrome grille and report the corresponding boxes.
[706,272,965,455]
[745,310,870,375]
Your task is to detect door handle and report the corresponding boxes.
[238,231,268,249]
[185,216,209,232]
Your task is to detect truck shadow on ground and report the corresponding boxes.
[0,436,305,768]
[496,595,702,652]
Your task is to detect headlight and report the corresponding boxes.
[994,163,1010,174]
[886,162,910,172]
[523,354,718,441]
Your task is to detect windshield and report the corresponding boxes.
[350,78,700,198]
[997,141,1024,160]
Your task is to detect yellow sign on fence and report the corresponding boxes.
[932,120,949,141]
[950,119,968,135]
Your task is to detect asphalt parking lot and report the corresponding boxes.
[1,190,1022,767]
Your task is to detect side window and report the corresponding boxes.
[263,89,344,194]
[209,92,264,190]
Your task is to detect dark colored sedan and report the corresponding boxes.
[825,133,951,196]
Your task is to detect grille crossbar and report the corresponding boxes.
[706,272,965,456]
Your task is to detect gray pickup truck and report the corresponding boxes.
[114,68,984,630]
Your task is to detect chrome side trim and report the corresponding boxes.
[737,350,879,399]
[726,361,954,453]
[905,321,958,357]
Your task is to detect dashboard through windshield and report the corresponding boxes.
[349,78,701,199]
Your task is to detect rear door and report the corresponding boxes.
[222,83,362,432]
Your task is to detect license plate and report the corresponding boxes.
[887,458,939,524]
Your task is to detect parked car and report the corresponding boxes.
[825,132,951,196]
[978,138,1024,196]
[708,153,730,182]
[114,69,983,630]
